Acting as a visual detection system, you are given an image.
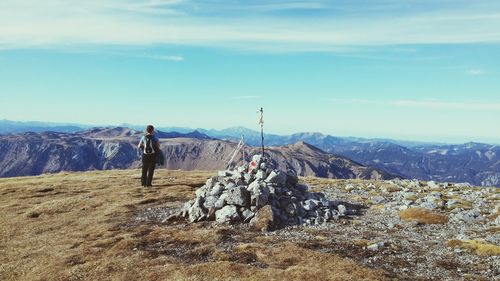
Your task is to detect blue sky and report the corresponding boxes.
[0,0,499,143]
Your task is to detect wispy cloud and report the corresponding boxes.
[113,52,184,61]
[0,1,499,52]
[330,98,500,111]
[467,69,484,76]
[241,2,325,12]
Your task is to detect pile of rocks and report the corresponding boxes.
[178,155,347,230]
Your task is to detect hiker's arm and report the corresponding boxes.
[154,140,161,151]
[137,138,143,149]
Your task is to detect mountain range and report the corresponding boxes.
[194,127,500,187]
[0,120,498,187]
[0,127,391,181]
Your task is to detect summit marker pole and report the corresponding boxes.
[259,107,265,157]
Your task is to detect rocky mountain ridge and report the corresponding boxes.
[0,128,391,181]
[208,128,500,187]
[1,123,498,187]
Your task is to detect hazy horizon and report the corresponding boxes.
[2,117,500,145]
[1,1,499,144]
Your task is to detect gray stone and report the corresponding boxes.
[203,196,218,209]
[214,193,227,209]
[189,199,207,223]
[331,210,340,220]
[315,216,324,224]
[215,205,241,224]
[195,185,209,198]
[427,181,440,189]
[255,169,267,181]
[367,242,385,251]
[324,209,333,220]
[428,191,442,199]
[371,196,386,204]
[303,199,318,211]
[320,198,332,208]
[207,207,216,220]
[295,184,308,193]
[337,204,347,216]
[315,209,324,218]
[446,199,460,208]
[402,192,417,200]
[252,185,270,208]
[224,186,250,207]
[240,208,255,223]
[453,209,482,223]
[249,205,275,231]
[205,178,215,188]
[283,202,296,216]
[286,170,299,186]
[210,183,224,197]
[402,200,413,206]
[248,180,261,192]
[265,170,287,186]
[451,207,464,214]
[218,170,232,177]
[252,154,263,164]
[420,200,444,210]
[243,173,252,184]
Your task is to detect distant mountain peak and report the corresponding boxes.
[281,141,328,155]
[80,127,139,138]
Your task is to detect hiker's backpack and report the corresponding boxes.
[143,135,155,155]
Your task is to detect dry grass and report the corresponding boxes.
[399,208,449,224]
[0,169,391,281]
[447,240,500,256]
[381,185,402,193]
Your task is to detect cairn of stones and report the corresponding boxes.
[179,154,346,230]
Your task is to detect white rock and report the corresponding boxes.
[255,170,267,181]
[337,204,347,216]
[215,205,241,224]
[265,170,288,186]
[303,199,318,211]
[367,242,385,251]
[224,186,250,207]
[427,181,440,189]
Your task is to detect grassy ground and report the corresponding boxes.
[0,170,392,281]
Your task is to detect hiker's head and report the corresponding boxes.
[146,125,155,134]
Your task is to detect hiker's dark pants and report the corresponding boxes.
[141,153,156,186]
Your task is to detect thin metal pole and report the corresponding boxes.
[259,107,265,156]
[242,134,246,161]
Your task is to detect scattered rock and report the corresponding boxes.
[427,181,440,189]
[215,205,240,224]
[452,209,482,223]
[224,186,250,207]
[367,242,385,251]
[371,196,386,204]
[337,204,347,216]
[249,205,275,231]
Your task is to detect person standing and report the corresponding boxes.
[137,125,160,187]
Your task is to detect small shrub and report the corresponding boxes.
[447,239,500,256]
[399,208,448,224]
